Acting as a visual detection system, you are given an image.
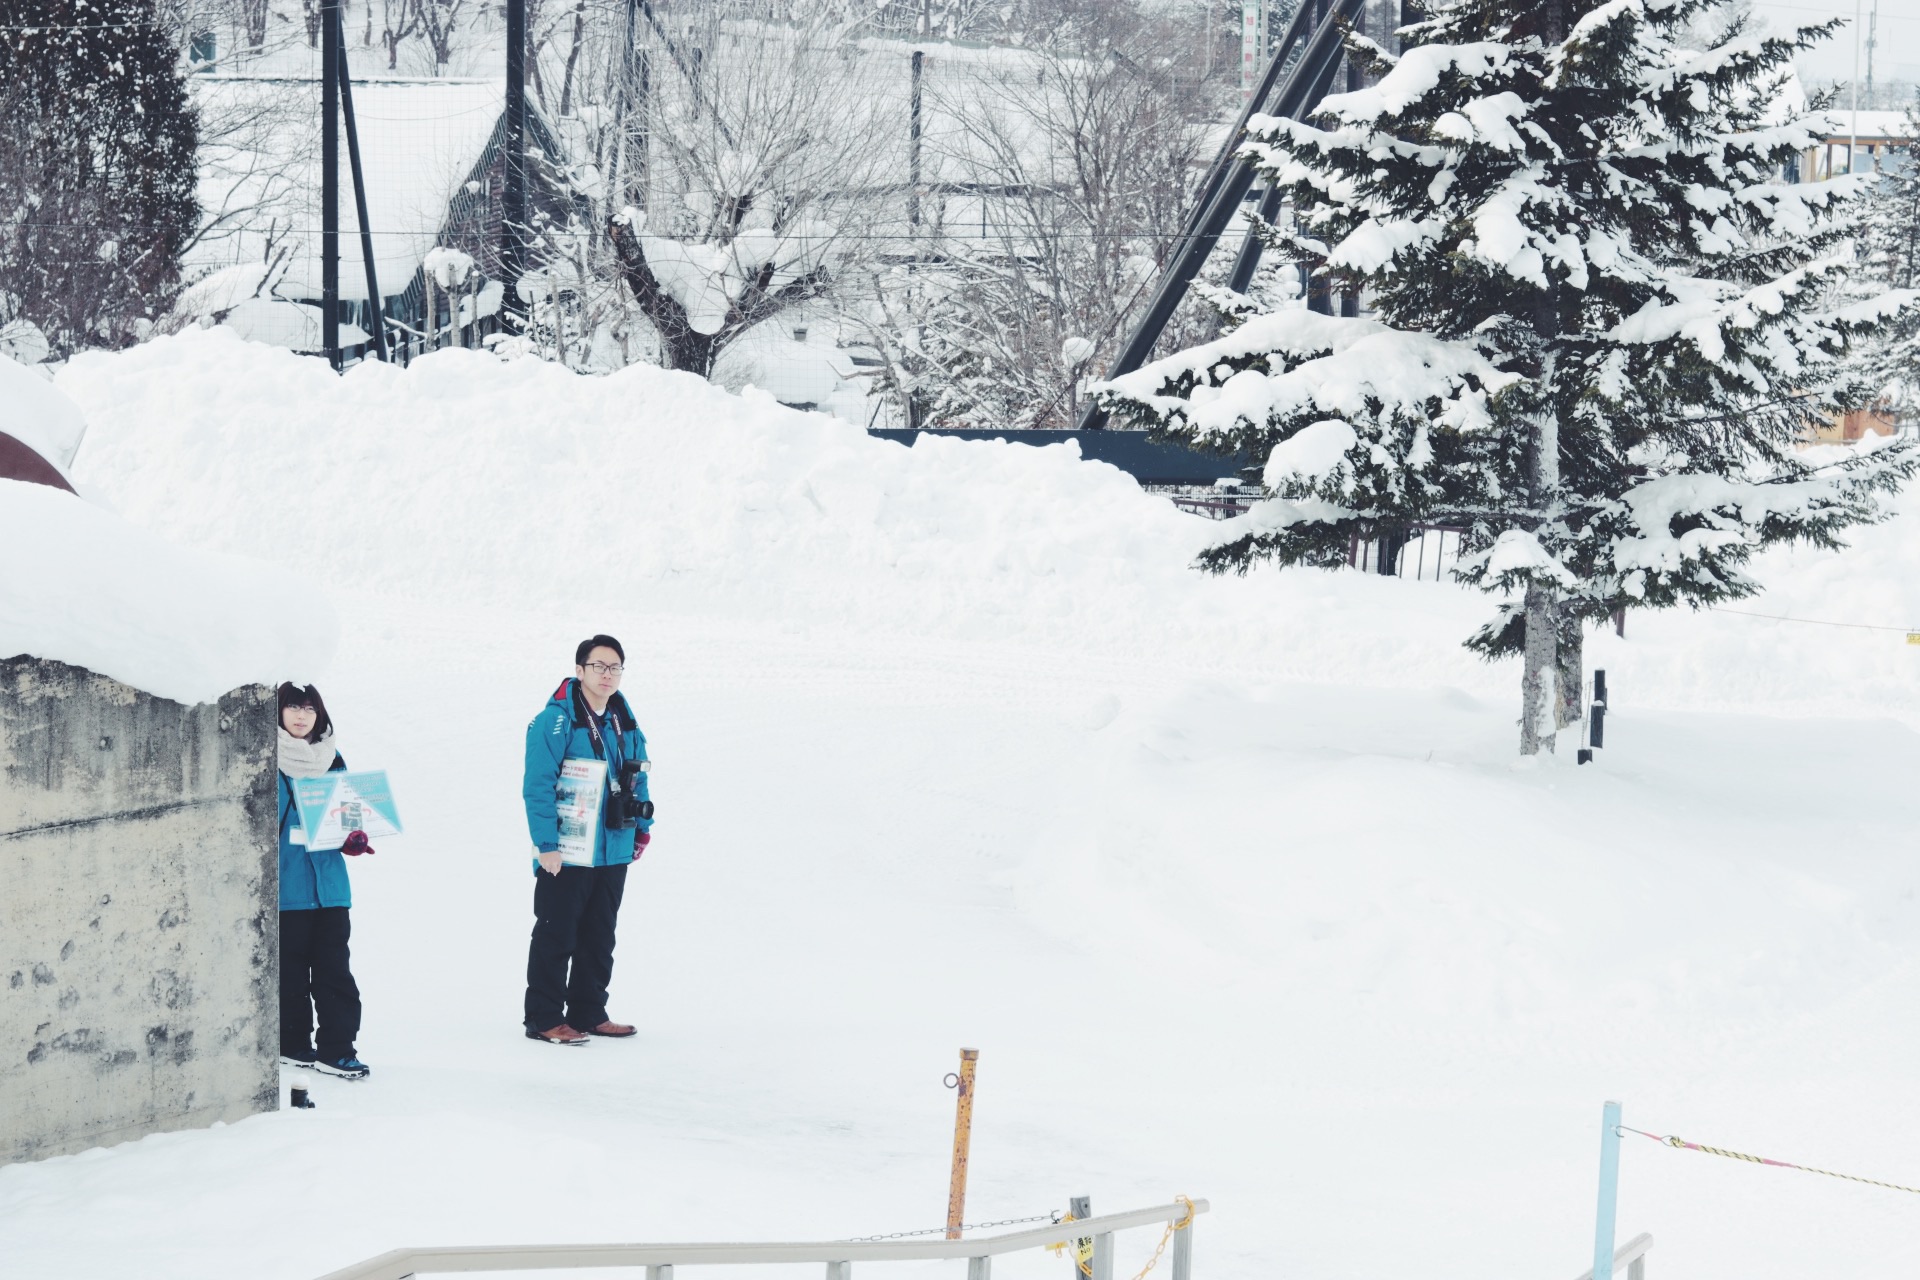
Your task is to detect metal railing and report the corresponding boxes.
[314,1198,1209,1280]
[1572,1232,1653,1280]
[1347,525,1466,582]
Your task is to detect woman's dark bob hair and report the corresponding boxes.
[276,682,333,743]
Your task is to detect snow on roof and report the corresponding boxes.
[222,298,371,350]
[1810,108,1913,142]
[191,76,507,303]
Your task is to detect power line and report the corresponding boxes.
[1711,605,1915,633]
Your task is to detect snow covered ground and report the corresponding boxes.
[5,330,1920,1279]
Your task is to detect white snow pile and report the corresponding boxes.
[48,326,1920,723]
[0,362,333,703]
[55,328,1290,653]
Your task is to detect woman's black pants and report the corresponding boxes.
[281,906,362,1061]
[524,863,627,1033]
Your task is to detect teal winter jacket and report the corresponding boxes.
[523,679,652,868]
[279,752,351,910]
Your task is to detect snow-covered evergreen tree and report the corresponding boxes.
[1098,0,1917,754]
[1857,97,1920,417]
[0,0,200,357]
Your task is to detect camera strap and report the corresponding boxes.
[572,682,622,775]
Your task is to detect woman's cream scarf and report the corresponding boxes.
[278,728,339,778]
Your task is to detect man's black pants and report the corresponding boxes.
[524,863,626,1032]
[281,906,362,1060]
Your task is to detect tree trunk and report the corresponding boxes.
[661,327,716,376]
[1520,581,1557,754]
[1519,0,1566,756]
[1553,603,1583,730]
[1518,383,1561,754]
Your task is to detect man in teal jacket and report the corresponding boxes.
[521,633,654,1045]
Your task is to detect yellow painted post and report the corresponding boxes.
[945,1048,980,1240]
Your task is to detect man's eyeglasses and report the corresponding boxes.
[582,661,624,676]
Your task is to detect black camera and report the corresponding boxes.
[606,759,653,830]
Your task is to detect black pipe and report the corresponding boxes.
[1172,0,1327,259]
[321,0,339,368]
[334,9,388,363]
[1080,0,1367,429]
[1228,6,1351,305]
[909,50,924,227]
[502,0,527,325]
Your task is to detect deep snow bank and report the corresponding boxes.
[56,330,1496,687]
[52,328,1920,723]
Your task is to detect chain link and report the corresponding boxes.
[845,1212,1063,1243]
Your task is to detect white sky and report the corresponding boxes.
[1759,0,1920,88]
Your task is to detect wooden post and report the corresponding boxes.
[945,1048,979,1240]
[425,280,437,353]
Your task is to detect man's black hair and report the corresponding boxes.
[575,634,625,665]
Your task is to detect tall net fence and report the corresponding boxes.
[142,1,1315,426]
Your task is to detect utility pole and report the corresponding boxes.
[1867,0,1879,112]
[503,0,528,328]
[1850,0,1862,175]
[321,0,340,369]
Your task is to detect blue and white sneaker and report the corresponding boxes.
[312,1054,370,1080]
[279,1052,316,1068]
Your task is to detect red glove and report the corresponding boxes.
[342,830,375,856]
[633,831,651,859]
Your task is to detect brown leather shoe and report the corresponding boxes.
[585,1020,636,1037]
[526,1023,589,1045]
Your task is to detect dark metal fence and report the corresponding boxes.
[1349,525,1465,581]
[867,428,1251,488]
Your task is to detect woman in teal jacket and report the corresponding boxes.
[278,682,372,1079]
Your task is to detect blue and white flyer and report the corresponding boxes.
[292,770,404,851]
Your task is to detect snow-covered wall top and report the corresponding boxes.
[0,364,334,704]
[0,358,86,473]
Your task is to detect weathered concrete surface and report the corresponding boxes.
[0,655,277,1166]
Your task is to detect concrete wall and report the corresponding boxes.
[0,656,277,1166]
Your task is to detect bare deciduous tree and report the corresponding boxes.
[854,15,1219,428]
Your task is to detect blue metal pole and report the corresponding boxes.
[1594,1101,1622,1280]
